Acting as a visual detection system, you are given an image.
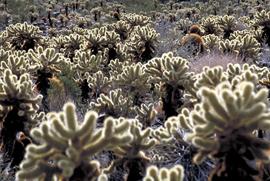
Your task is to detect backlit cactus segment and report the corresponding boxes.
[16,102,132,181]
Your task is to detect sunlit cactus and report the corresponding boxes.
[84,27,107,55]
[105,119,157,181]
[63,33,84,61]
[183,81,270,180]
[113,63,151,106]
[16,102,132,181]
[28,46,65,112]
[90,7,102,22]
[145,52,191,119]
[143,165,184,181]
[217,15,236,39]
[254,10,270,46]
[134,103,157,128]
[128,25,159,62]
[200,16,221,35]
[218,39,240,55]
[235,34,261,62]
[112,20,132,41]
[90,89,133,119]
[0,69,42,163]
[195,66,227,90]
[5,22,43,51]
[122,13,151,29]
[202,34,220,52]
[0,54,31,78]
[175,19,193,34]
[87,71,111,99]
[73,51,103,103]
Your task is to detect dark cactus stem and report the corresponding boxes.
[94,13,98,22]
[91,45,99,55]
[80,79,91,104]
[69,161,100,181]
[0,106,26,158]
[24,38,36,51]
[72,3,76,11]
[209,134,266,181]
[30,15,36,23]
[258,130,264,139]
[262,27,270,47]
[108,48,117,61]
[223,29,233,39]
[162,84,184,120]
[114,12,120,21]
[10,132,31,168]
[4,0,7,11]
[131,88,144,106]
[116,8,120,14]
[75,0,79,10]
[141,42,154,62]
[125,158,148,181]
[36,70,53,112]
[48,11,53,27]
[210,149,259,181]
[65,5,69,17]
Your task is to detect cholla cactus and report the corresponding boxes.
[0,54,31,78]
[195,63,267,93]
[83,28,122,63]
[73,51,103,102]
[183,81,270,180]
[195,66,227,90]
[128,26,159,62]
[91,7,102,21]
[202,34,220,52]
[63,33,84,60]
[145,52,191,119]
[0,49,8,62]
[0,31,8,49]
[218,39,240,55]
[200,16,220,35]
[143,165,184,181]
[235,35,261,62]
[113,63,151,105]
[175,19,193,34]
[0,69,42,160]
[90,89,133,119]
[219,35,261,62]
[105,119,157,181]
[5,22,43,51]
[73,50,103,75]
[254,10,270,46]
[51,35,66,51]
[84,27,107,55]
[134,104,157,128]
[16,102,132,181]
[151,116,180,142]
[87,71,111,99]
[122,13,151,29]
[112,20,131,41]
[28,47,64,111]
[217,15,236,39]
[108,59,131,77]
[102,31,121,62]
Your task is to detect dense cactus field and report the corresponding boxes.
[2,0,270,180]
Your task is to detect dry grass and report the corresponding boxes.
[189,51,244,73]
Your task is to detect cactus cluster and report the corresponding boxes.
[1,1,270,181]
